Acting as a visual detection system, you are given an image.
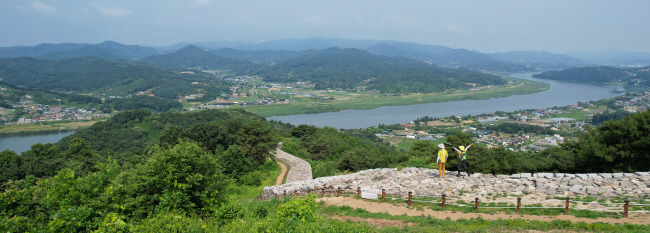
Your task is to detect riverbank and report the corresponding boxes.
[243,78,549,117]
[0,120,101,136]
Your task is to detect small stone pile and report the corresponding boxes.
[263,167,650,198]
[274,143,312,183]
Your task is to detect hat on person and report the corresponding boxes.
[459,145,465,151]
[438,144,445,149]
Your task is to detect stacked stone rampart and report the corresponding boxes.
[263,167,650,198]
[274,143,312,183]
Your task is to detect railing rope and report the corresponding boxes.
[262,187,646,217]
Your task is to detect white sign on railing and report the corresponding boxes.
[361,189,378,199]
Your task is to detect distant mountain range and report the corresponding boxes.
[2,37,649,98]
[567,50,650,66]
[140,45,257,70]
[2,37,628,72]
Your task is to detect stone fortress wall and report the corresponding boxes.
[273,142,312,183]
[264,166,650,198]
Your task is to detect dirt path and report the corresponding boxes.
[317,196,650,225]
[275,161,288,186]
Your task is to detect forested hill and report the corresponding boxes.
[0,56,230,99]
[211,47,301,65]
[249,47,507,93]
[0,41,158,60]
[533,66,650,87]
[38,41,159,60]
[141,44,258,70]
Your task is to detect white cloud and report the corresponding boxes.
[31,1,56,14]
[98,6,130,17]
[194,0,212,6]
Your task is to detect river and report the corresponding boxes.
[268,73,625,129]
[0,73,624,153]
[0,131,75,154]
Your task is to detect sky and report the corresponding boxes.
[1,0,649,53]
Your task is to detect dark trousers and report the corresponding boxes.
[457,159,469,176]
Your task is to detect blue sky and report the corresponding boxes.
[1,0,649,53]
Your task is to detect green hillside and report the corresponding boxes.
[533,66,650,89]
[1,108,649,231]
[251,47,507,93]
[0,81,102,109]
[533,66,629,83]
[0,56,231,99]
[141,45,258,70]
[39,41,159,60]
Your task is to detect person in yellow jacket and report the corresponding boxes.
[453,143,473,177]
[436,144,448,178]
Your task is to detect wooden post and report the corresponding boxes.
[408,191,412,205]
[382,189,385,201]
[357,187,361,197]
[321,189,325,197]
[442,194,446,208]
[474,197,479,211]
[624,199,629,218]
[565,197,570,214]
[337,187,341,197]
[516,197,521,213]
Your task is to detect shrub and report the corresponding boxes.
[277,194,319,223]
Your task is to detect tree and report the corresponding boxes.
[445,131,473,149]
[217,145,255,178]
[0,150,23,185]
[237,120,277,163]
[110,141,230,220]
[409,140,435,158]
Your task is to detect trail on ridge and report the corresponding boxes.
[275,161,288,186]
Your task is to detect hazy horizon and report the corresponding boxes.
[2,0,649,54]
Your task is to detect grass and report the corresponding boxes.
[230,160,282,200]
[241,79,549,117]
[320,204,650,232]
[334,193,625,219]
